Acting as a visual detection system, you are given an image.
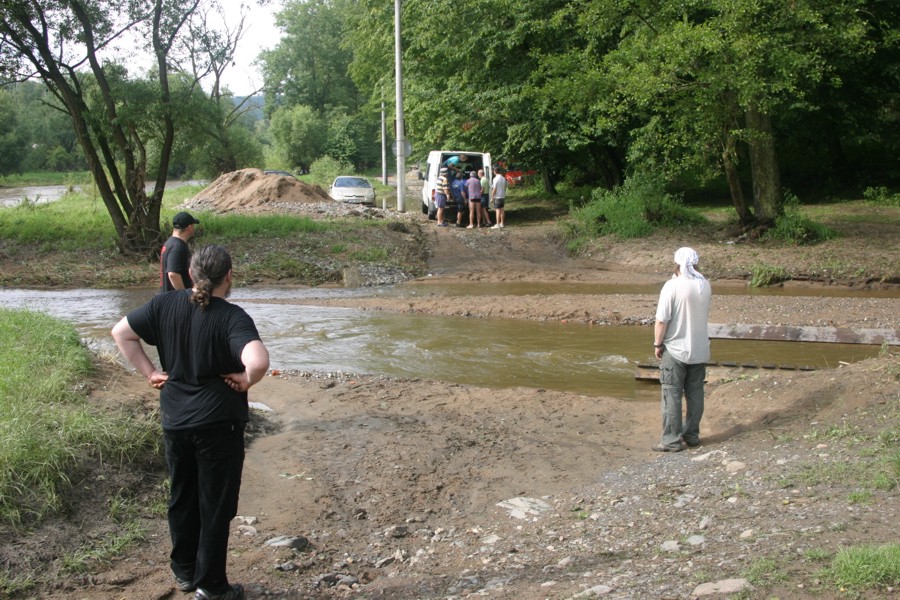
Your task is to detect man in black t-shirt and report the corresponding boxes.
[160,211,200,292]
[113,245,269,600]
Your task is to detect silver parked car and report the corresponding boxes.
[330,176,376,206]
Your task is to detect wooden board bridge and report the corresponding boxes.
[635,323,898,382]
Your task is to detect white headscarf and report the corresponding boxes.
[673,247,707,291]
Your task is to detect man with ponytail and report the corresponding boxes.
[112,244,269,600]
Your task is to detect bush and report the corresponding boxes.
[863,186,900,207]
[750,263,789,287]
[309,156,352,188]
[765,192,837,245]
[560,173,706,250]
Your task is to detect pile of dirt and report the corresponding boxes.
[187,168,332,213]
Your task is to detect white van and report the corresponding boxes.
[418,150,492,221]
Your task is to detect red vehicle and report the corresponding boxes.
[496,161,537,186]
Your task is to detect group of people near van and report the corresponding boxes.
[434,159,507,229]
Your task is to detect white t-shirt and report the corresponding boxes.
[655,276,711,364]
[491,174,508,199]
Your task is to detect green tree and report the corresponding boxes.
[176,2,264,175]
[261,0,361,115]
[593,0,873,226]
[347,0,624,193]
[269,104,326,172]
[2,81,85,172]
[0,0,200,255]
[0,89,26,176]
[260,0,382,172]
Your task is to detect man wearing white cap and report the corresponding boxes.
[652,247,712,452]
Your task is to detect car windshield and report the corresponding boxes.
[334,177,370,188]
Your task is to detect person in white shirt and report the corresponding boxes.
[652,247,711,452]
[490,168,508,228]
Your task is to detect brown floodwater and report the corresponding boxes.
[0,286,887,402]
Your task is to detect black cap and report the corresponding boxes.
[172,211,200,228]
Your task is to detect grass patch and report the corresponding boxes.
[804,548,831,562]
[749,263,789,287]
[0,571,35,597]
[61,520,148,574]
[847,489,873,504]
[764,193,838,245]
[0,308,160,526]
[193,211,331,240]
[349,247,390,262]
[560,173,706,252]
[1,185,427,288]
[786,407,900,495]
[0,170,93,187]
[744,557,788,586]
[824,543,900,592]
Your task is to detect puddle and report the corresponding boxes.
[0,185,75,208]
[0,180,206,208]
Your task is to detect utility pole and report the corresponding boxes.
[394,0,406,212]
[381,101,388,187]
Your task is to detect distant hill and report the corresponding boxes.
[234,95,264,121]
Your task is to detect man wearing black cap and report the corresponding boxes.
[160,212,200,292]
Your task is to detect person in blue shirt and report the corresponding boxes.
[450,171,468,227]
[442,153,472,173]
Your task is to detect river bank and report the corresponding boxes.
[2,194,898,600]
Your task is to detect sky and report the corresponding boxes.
[109,1,284,97]
[218,1,284,96]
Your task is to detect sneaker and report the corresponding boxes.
[651,443,684,453]
[194,584,244,600]
[491,224,500,229]
[499,223,505,228]
[466,225,473,229]
[682,438,701,448]
[175,575,196,593]
[437,222,448,227]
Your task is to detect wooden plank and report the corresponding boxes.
[708,323,899,346]
[635,361,817,383]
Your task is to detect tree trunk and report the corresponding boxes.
[721,134,752,225]
[542,170,558,195]
[745,104,782,226]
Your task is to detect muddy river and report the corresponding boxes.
[0,285,885,402]
[0,180,205,208]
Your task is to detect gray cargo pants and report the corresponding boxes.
[659,350,705,449]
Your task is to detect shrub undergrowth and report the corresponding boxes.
[863,186,900,207]
[764,193,837,245]
[560,173,706,251]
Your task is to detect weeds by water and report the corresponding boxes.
[0,308,160,526]
[749,263,789,287]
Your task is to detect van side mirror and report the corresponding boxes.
[418,172,425,180]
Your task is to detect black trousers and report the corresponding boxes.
[164,422,245,594]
